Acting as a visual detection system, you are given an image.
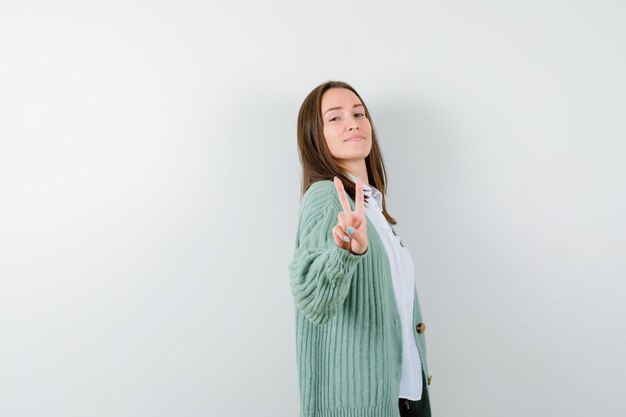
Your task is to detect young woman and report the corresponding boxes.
[288,81,433,417]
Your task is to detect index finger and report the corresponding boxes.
[333,177,353,213]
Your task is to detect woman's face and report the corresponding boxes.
[321,88,372,165]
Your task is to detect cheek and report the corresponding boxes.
[323,125,339,143]
[323,126,335,150]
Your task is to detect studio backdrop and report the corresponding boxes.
[0,1,624,416]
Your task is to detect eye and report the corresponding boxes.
[355,112,365,117]
[329,116,340,122]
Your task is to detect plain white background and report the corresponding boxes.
[1,1,625,416]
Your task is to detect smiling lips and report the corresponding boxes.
[344,136,365,142]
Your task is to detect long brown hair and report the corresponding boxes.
[296,80,397,225]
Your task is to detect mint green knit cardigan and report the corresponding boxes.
[288,180,430,417]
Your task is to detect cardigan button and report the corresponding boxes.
[427,374,432,385]
[415,322,426,334]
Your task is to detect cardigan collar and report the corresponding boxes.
[344,172,383,209]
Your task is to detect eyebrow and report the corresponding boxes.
[323,103,364,116]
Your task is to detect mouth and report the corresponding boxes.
[344,136,365,142]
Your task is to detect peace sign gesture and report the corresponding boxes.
[332,176,368,255]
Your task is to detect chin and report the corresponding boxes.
[342,152,371,160]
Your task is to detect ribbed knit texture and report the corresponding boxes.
[289,180,430,417]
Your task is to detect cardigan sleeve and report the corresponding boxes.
[288,181,366,326]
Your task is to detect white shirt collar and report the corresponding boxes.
[344,172,383,209]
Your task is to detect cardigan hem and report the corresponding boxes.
[301,404,399,417]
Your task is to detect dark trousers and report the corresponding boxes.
[398,371,432,417]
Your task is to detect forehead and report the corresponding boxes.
[321,88,362,111]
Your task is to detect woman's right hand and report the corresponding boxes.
[332,176,368,255]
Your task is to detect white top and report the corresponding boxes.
[345,172,423,400]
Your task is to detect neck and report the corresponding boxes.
[341,160,369,186]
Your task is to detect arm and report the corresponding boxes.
[288,181,366,325]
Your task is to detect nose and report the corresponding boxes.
[346,115,359,131]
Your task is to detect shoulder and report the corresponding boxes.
[299,180,340,220]
[303,180,334,201]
